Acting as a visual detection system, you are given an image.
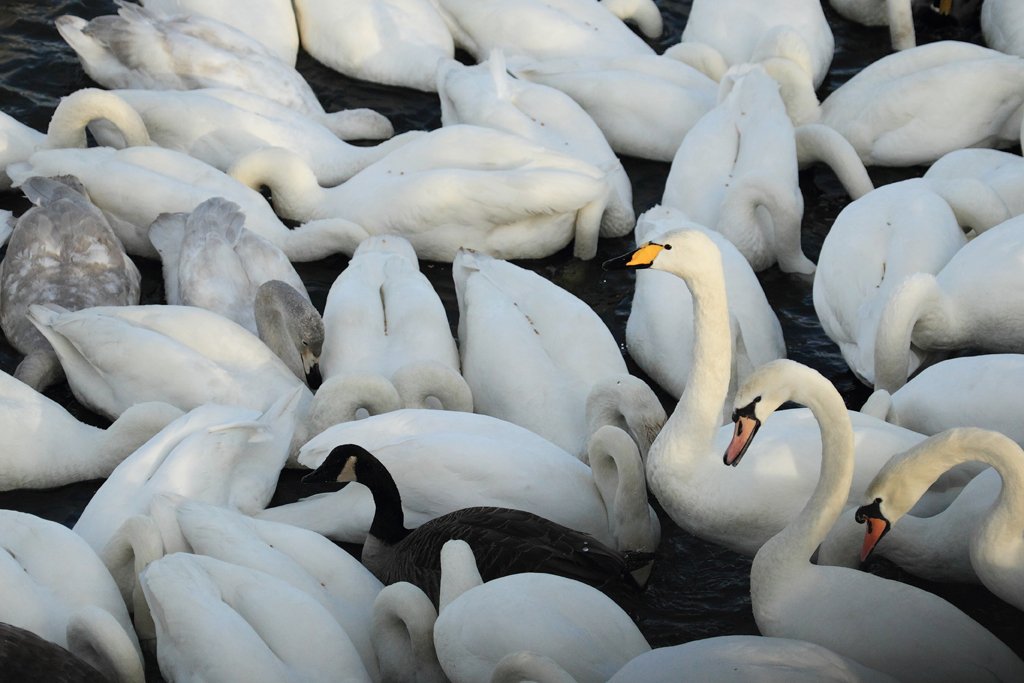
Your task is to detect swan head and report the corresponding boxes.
[854,497,891,564]
[300,443,367,489]
[601,228,724,282]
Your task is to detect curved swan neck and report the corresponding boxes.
[45,89,151,150]
[491,651,579,683]
[588,425,653,551]
[887,0,916,50]
[930,178,1013,234]
[794,123,873,199]
[282,218,369,263]
[229,148,326,221]
[303,375,401,442]
[438,540,483,612]
[873,273,949,393]
[66,606,145,683]
[719,181,813,275]
[371,582,446,683]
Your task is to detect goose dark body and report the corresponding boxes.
[303,443,651,607]
[0,622,107,683]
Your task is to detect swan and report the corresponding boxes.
[923,147,1024,219]
[1,175,141,390]
[55,2,378,136]
[86,87,418,184]
[0,621,110,683]
[227,127,613,261]
[819,41,1024,166]
[663,64,813,274]
[140,0,299,65]
[430,0,658,63]
[873,214,1024,392]
[861,354,1024,446]
[507,54,718,162]
[437,51,633,238]
[138,553,372,683]
[983,0,1024,58]
[320,234,471,412]
[855,428,1024,610]
[148,197,324,380]
[0,368,182,491]
[259,410,661,567]
[172,499,385,681]
[453,247,664,460]
[724,359,1024,682]
[432,539,651,683]
[302,443,650,606]
[291,0,454,92]
[0,510,144,683]
[828,0,959,51]
[0,88,151,190]
[7,145,370,261]
[603,230,957,557]
[623,205,785,415]
[371,582,448,683]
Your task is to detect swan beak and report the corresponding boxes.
[855,499,891,563]
[936,0,953,15]
[724,414,760,467]
[602,242,665,270]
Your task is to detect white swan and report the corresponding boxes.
[430,0,658,62]
[173,500,385,681]
[140,0,299,65]
[1,175,141,390]
[603,230,956,557]
[0,368,181,491]
[292,0,454,92]
[371,582,448,683]
[148,197,323,380]
[320,234,471,412]
[663,64,813,274]
[507,54,718,162]
[437,51,633,237]
[873,214,1024,392]
[923,147,1024,220]
[7,145,369,261]
[86,87,416,183]
[453,247,664,460]
[0,510,144,683]
[983,0,1024,58]
[725,359,1024,682]
[228,127,612,261]
[829,0,958,51]
[139,553,372,683]
[623,205,785,415]
[433,539,650,683]
[260,410,660,563]
[855,428,1024,610]
[819,41,1024,166]
[861,354,1024,446]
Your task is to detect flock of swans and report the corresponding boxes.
[1,0,1024,681]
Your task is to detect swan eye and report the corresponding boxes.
[662,244,672,250]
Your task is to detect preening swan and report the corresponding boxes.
[0,510,144,683]
[725,359,1024,682]
[437,51,633,237]
[1,175,141,390]
[292,0,454,92]
[371,582,448,683]
[453,247,664,460]
[432,539,651,683]
[302,444,651,604]
[320,234,471,412]
[139,553,372,683]
[228,127,613,261]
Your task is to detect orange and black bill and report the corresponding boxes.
[724,400,761,467]
[855,499,891,563]
[602,242,666,270]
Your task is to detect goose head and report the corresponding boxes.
[301,443,367,489]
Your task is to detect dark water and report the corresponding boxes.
[0,0,1021,677]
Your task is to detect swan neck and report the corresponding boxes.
[372,583,444,683]
[229,149,325,221]
[873,274,945,393]
[588,426,653,552]
[45,89,151,150]
[794,124,873,199]
[282,218,369,263]
[886,0,916,50]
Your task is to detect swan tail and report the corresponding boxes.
[18,174,89,205]
[391,361,474,412]
[66,606,145,683]
[316,108,394,141]
[186,197,247,243]
[795,124,874,199]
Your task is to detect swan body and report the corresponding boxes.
[371,582,448,683]
[0,510,144,683]
[87,88,413,184]
[1,175,141,390]
[140,0,299,65]
[228,126,613,261]
[453,247,664,460]
[728,360,1024,682]
[664,64,813,274]
[855,428,1024,610]
[983,0,1024,59]
[432,540,651,683]
[813,178,972,386]
[437,51,633,237]
[292,0,454,92]
[508,54,718,162]
[261,409,660,561]
[303,444,650,604]
[430,0,657,62]
[829,0,943,50]
[321,235,470,412]
[923,147,1024,218]
[139,552,372,683]
[873,214,1024,392]
[623,205,785,413]
[819,41,1024,166]
[7,145,368,261]
[0,368,182,490]
[604,230,954,557]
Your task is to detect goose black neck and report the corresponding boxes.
[358,453,410,544]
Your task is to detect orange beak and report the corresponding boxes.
[724,415,760,466]
[859,515,889,562]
